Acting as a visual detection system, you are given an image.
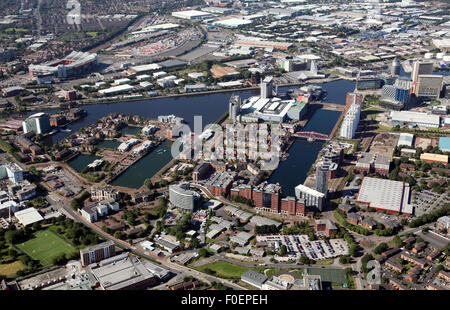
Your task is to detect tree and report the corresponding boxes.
[373,242,389,255]
[190,238,200,249]
[279,245,287,256]
[299,255,313,265]
[339,256,351,264]
[393,235,403,248]
[52,253,68,265]
[197,248,208,258]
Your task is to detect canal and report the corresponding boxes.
[67,154,101,173]
[35,79,356,190]
[110,140,172,189]
[267,108,342,197]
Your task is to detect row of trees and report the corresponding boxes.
[408,203,450,228]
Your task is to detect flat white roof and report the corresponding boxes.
[99,84,134,94]
[15,207,44,226]
[215,18,253,27]
[295,184,325,198]
[130,63,162,72]
[357,177,409,213]
[390,111,440,126]
[172,10,212,18]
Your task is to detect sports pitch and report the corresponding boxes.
[16,229,76,267]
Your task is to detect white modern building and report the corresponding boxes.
[0,163,24,184]
[295,184,325,211]
[141,124,157,135]
[99,84,135,96]
[118,138,140,152]
[339,103,360,139]
[22,112,51,134]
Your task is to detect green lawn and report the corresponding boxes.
[192,261,277,280]
[307,268,348,285]
[0,261,26,277]
[16,229,76,267]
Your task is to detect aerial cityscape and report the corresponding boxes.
[0,0,449,295]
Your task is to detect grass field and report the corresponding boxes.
[16,229,76,267]
[307,268,348,285]
[192,261,277,280]
[0,261,26,277]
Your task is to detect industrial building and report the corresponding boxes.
[356,177,413,215]
[397,133,414,148]
[439,137,450,152]
[214,18,253,28]
[22,112,51,135]
[389,111,440,128]
[234,39,293,51]
[99,84,135,96]
[420,153,448,164]
[168,182,202,211]
[171,10,213,20]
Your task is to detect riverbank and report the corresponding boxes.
[23,77,344,112]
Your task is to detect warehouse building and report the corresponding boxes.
[389,111,440,128]
[439,137,450,152]
[420,153,448,164]
[356,177,413,215]
[397,133,414,148]
[171,10,213,20]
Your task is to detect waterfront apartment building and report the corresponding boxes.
[22,112,51,135]
[91,186,121,201]
[80,240,115,266]
[280,196,306,216]
[295,184,325,212]
[261,76,274,99]
[252,183,282,213]
[315,162,329,195]
[169,182,201,211]
[229,94,241,121]
[339,103,360,139]
[345,92,363,108]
